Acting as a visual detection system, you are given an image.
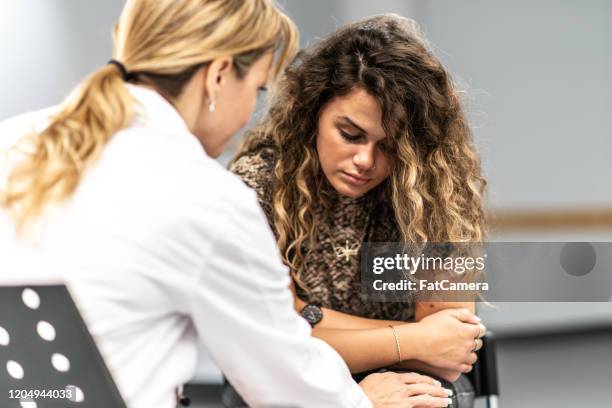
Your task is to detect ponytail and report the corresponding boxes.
[1,0,298,234]
[3,64,134,233]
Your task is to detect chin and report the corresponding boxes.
[202,147,220,158]
[334,182,366,199]
[203,142,227,158]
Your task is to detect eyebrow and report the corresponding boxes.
[339,116,367,135]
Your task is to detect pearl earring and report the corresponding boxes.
[208,99,216,113]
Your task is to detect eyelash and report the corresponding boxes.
[340,129,391,152]
[339,130,361,142]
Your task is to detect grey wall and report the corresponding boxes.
[4,1,610,210]
[416,0,612,209]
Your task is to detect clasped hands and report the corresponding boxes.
[394,308,487,383]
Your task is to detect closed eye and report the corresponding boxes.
[339,129,362,142]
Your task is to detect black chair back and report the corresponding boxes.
[0,285,126,408]
[468,332,500,405]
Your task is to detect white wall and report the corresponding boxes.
[0,1,123,120]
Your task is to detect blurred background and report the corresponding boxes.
[2,1,610,407]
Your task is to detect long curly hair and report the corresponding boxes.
[234,14,486,286]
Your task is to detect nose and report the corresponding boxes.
[353,145,376,171]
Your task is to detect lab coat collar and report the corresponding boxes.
[127,84,206,155]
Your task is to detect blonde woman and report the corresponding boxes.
[231,15,487,407]
[0,2,455,408]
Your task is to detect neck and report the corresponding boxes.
[172,80,205,134]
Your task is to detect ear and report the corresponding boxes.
[203,56,234,102]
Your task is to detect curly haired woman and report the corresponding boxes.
[229,14,487,407]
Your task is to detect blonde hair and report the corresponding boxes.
[2,0,298,234]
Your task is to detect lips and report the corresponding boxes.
[341,171,371,186]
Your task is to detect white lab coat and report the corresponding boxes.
[0,85,371,408]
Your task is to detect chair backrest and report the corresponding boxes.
[0,285,127,408]
[468,332,500,398]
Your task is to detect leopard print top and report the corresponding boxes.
[230,147,414,321]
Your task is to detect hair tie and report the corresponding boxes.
[108,59,135,81]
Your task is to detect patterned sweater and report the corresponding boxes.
[230,147,414,321]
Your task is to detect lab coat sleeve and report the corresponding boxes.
[188,185,372,408]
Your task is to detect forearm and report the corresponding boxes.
[414,301,475,321]
[312,325,419,374]
[314,301,475,328]
[295,295,417,373]
[294,292,477,375]
[309,305,482,376]
[294,295,401,330]
[318,306,399,330]
[296,293,475,327]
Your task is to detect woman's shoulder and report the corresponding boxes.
[230,144,276,176]
[229,144,277,202]
[229,147,276,175]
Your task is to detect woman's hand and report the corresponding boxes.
[396,360,463,383]
[359,372,453,408]
[400,308,485,373]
